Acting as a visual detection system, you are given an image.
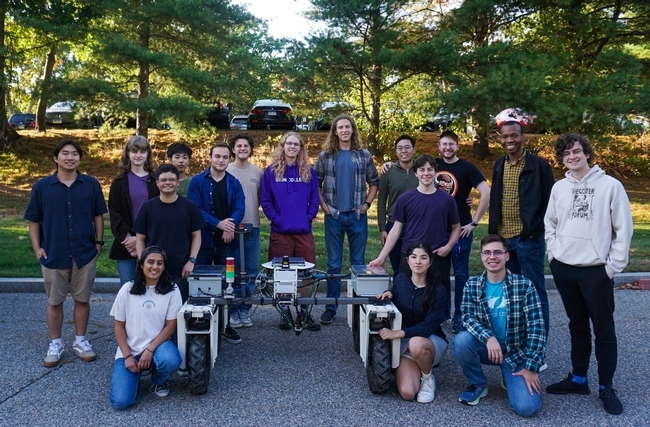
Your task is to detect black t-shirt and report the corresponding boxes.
[211,177,229,245]
[133,196,205,279]
[435,158,486,226]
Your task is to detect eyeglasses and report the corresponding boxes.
[396,145,413,152]
[481,250,507,257]
[157,178,178,183]
[284,141,301,147]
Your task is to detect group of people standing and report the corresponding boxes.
[25,113,632,415]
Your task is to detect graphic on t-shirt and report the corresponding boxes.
[142,300,156,310]
[488,296,507,310]
[569,188,594,220]
[435,171,458,197]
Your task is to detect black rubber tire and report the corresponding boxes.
[366,335,393,394]
[187,334,211,395]
[352,305,360,355]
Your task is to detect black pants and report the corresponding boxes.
[550,259,617,386]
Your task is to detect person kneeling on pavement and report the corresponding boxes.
[375,242,448,403]
[109,246,182,410]
[454,235,546,417]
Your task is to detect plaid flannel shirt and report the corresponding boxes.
[461,269,546,373]
[315,148,379,219]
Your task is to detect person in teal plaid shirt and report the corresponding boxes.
[454,234,546,417]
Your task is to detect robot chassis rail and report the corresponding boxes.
[177,247,402,396]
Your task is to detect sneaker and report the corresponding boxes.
[459,385,488,406]
[229,313,242,329]
[177,369,187,377]
[452,318,464,334]
[539,363,548,372]
[72,339,96,362]
[44,342,64,367]
[299,311,321,331]
[140,368,151,376]
[319,310,336,325]
[501,377,507,391]
[222,326,242,344]
[416,374,436,403]
[239,312,253,327]
[150,383,169,397]
[599,386,623,415]
[546,372,590,395]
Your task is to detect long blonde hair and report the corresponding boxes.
[322,114,363,154]
[270,132,312,183]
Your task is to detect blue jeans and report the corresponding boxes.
[324,212,367,312]
[450,231,473,321]
[454,331,541,417]
[116,258,136,285]
[109,340,181,410]
[197,244,239,266]
[232,227,259,315]
[506,235,549,337]
[385,221,404,277]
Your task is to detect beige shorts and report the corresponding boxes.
[42,257,97,305]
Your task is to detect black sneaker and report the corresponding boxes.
[452,317,464,334]
[299,311,321,331]
[222,326,242,344]
[599,386,623,415]
[546,372,590,395]
[319,310,336,324]
[278,317,292,330]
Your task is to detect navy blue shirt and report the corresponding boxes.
[24,172,107,269]
[391,273,447,342]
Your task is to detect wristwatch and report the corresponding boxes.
[469,221,478,227]
[189,257,196,264]
[95,240,105,246]
[363,201,372,209]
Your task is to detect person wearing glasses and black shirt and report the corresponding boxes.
[454,234,546,417]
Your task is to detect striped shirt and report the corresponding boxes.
[497,151,527,238]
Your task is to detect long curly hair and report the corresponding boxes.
[322,114,363,153]
[270,132,312,182]
[404,242,439,310]
[119,135,155,172]
[130,246,176,295]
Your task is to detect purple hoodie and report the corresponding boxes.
[261,163,319,235]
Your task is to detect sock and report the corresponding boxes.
[571,374,587,384]
[52,338,63,347]
[422,371,432,380]
[74,335,86,345]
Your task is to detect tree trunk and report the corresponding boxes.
[471,111,491,158]
[136,16,150,138]
[366,63,382,157]
[35,44,57,132]
[0,0,21,148]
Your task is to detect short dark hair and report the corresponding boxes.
[414,154,436,170]
[480,234,509,252]
[53,140,83,159]
[499,121,524,134]
[155,164,180,180]
[209,141,231,158]
[167,142,193,159]
[228,133,255,157]
[554,133,593,164]
[439,130,458,143]
[394,134,416,148]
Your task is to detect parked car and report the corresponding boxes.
[8,113,36,129]
[45,101,77,127]
[494,107,539,133]
[230,115,248,130]
[247,99,295,130]
[308,101,352,131]
[418,108,458,132]
[204,101,231,129]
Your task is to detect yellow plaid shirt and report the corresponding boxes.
[497,151,527,238]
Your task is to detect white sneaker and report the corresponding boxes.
[417,374,436,403]
[230,313,242,329]
[150,383,169,397]
[72,339,97,362]
[539,363,548,372]
[44,342,64,367]
[239,312,253,327]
